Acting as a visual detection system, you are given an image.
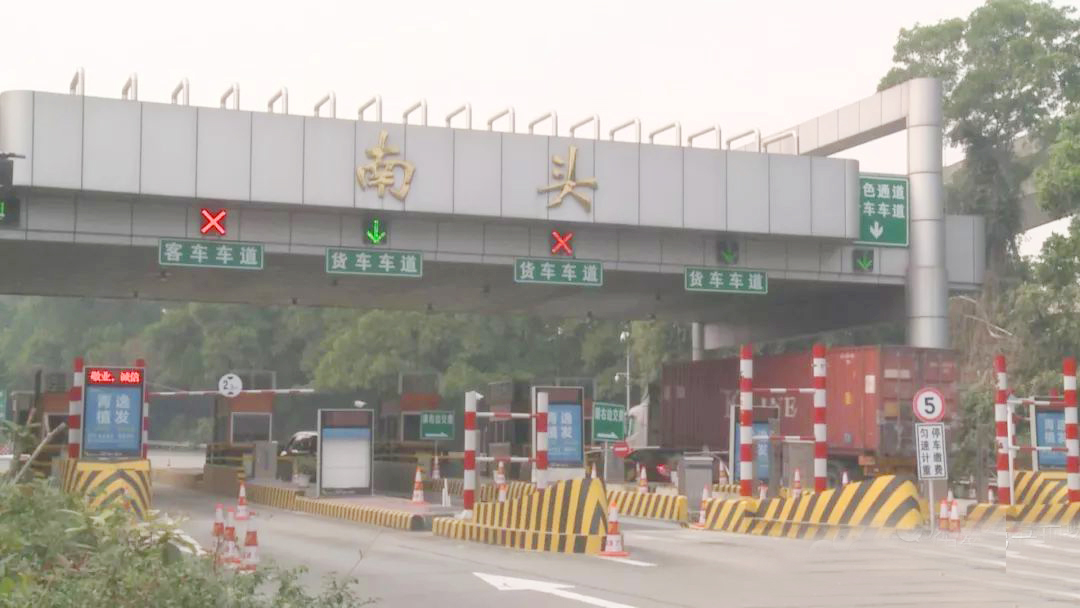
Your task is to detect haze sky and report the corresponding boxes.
[3,0,1076,255]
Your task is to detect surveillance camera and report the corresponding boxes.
[354,400,367,408]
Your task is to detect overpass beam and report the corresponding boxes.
[907,78,948,349]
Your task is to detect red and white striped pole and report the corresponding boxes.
[1064,357,1080,503]
[536,391,549,490]
[67,357,84,459]
[739,344,753,497]
[136,359,149,460]
[994,355,1011,505]
[812,343,827,493]
[463,390,478,518]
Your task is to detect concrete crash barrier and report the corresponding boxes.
[246,483,303,511]
[294,496,424,531]
[607,489,688,524]
[1011,501,1080,526]
[432,478,608,554]
[746,475,925,539]
[1013,471,1068,505]
[58,458,152,518]
[963,504,1012,529]
[713,483,741,496]
[696,497,757,533]
[478,480,536,503]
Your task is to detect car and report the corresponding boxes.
[279,431,318,483]
[622,447,684,482]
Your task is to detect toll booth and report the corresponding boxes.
[206,392,275,476]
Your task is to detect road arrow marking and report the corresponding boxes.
[869,221,884,239]
[366,219,387,244]
[474,572,638,608]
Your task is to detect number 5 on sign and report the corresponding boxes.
[912,387,946,423]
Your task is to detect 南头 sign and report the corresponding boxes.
[857,175,909,247]
[83,384,144,457]
[159,238,264,270]
[1036,411,1067,468]
[420,410,455,440]
[591,402,626,442]
[547,403,584,466]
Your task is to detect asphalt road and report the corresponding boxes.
[153,482,1080,608]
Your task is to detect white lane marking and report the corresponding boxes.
[952,573,1080,602]
[1023,539,1080,556]
[597,556,657,567]
[1006,566,1080,588]
[474,572,638,608]
[1006,549,1080,569]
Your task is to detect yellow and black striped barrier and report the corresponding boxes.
[1010,501,1080,526]
[294,496,423,531]
[246,483,303,512]
[58,458,152,518]
[744,475,925,539]
[606,489,688,524]
[712,483,741,496]
[964,504,1012,529]
[478,480,536,502]
[423,478,465,496]
[432,478,608,554]
[1014,471,1068,505]
[694,497,756,533]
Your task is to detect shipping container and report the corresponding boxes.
[659,346,959,475]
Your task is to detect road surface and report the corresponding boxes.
[153,482,1080,607]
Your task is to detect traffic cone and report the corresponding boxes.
[590,462,598,479]
[441,481,451,507]
[496,461,508,502]
[949,499,961,534]
[693,485,712,528]
[717,462,729,486]
[758,482,767,501]
[671,469,680,491]
[411,465,425,504]
[792,468,802,498]
[212,503,225,545]
[938,499,949,531]
[432,456,441,481]
[600,501,630,557]
[235,481,249,521]
[240,511,259,572]
[221,507,240,568]
[637,464,649,494]
[988,487,995,505]
[841,470,850,486]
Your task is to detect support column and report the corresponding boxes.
[463,390,478,518]
[739,345,753,497]
[1064,358,1079,502]
[536,391,548,490]
[67,357,84,459]
[906,77,949,348]
[691,322,704,361]
[136,358,148,460]
[994,355,1011,505]
[812,343,827,493]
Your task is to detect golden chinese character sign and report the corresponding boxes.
[538,145,597,211]
[356,130,416,202]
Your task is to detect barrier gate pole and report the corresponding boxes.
[136,358,149,460]
[1064,357,1079,503]
[464,390,478,518]
[994,355,1011,505]
[536,391,548,490]
[739,345,753,497]
[67,357,84,459]
[812,344,827,493]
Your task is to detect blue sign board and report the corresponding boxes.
[83,385,143,457]
[1036,411,1067,469]
[733,421,771,481]
[547,403,584,466]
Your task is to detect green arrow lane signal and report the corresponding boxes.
[365,218,387,245]
[853,249,874,273]
[716,240,739,266]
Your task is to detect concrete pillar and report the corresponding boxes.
[691,322,704,361]
[906,78,949,348]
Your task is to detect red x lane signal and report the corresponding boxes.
[550,230,574,256]
[200,208,227,235]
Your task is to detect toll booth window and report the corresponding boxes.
[231,413,271,443]
[403,414,420,441]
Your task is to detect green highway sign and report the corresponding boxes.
[514,257,603,287]
[159,238,264,270]
[420,410,455,440]
[684,267,768,295]
[592,402,627,442]
[857,175,909,247]
[325,247,423,278]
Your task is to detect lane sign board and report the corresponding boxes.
[159,238,263,270]
[218,373,243,398]
[912,387,946,423]
[684,267,767,295]
[326,247,423,278]
[915,422,948,480]
[419,410,455,440]
[591,402,627,442]
[515,257,603,287]
[857,174,909,247]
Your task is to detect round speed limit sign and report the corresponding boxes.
[912,387,946,423]
[218,373,244,398]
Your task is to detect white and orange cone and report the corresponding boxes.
[590,462,598,479]
[240,511,259,572]
[221,507,240,568]
[637,464,649,494]
[938,499,950,531]
[212,503,225,546]
[949,499,961,534]
[694,485,712,528]
[600,501,630,557]
[841,470,850,486]
[411,465,425,504]
[235,481,249,521]
[717,462,729,486]
[792,468,803,498]
[496,461,508,503]
[441,481,451,507]
[987,486,995,505]
[758,482,768,501]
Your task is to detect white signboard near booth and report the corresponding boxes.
[317,408,374,497]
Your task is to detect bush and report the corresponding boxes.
[0,479,370,607]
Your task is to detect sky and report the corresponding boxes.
[3,0,1076,255]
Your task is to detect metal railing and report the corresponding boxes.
[528,111,558,135]
[569,115,600,139]
[687,125,721,148]
[358,95,382,121]
[267,88,288,114]
[403,99,428,126]
[69,67,85,95]
[609,118,641,142]
[446,104,472,128]
[171,79,190,106]
[314,92,336,118]
[725,129,761,152]
[219,83,240,110]
[121,74,138,101]
[649,122,682,146]
[486,107,515,132]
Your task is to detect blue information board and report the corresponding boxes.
[733,422,771,481]
[547,403,583,466]
[83,385,144,457]
[1036,411,1067,469]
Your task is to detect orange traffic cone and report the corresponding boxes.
[411,465,425,504]
[236,481,249,521]
[240,511,259,572]
[758,482,768,501]
[496,461,508,502]
[693,485,712,528]
[590,462,598,479]
[637,464,649,494]
[938,499,949,531]
[988,487,995,505]
[792,468,802,498]
[600,501,630,557]
[717,462,729,486]
[432,456,441,481]
[221,507,240,568]
[841,470,850,486]
[212,503,225,546]
[949,499,961,534]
